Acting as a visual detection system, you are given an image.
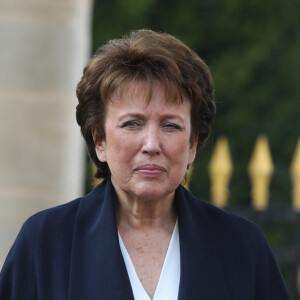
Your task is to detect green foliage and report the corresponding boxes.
[263,221,294,247]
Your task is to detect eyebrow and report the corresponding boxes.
[118,113,186,122]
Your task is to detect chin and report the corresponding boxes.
[132,181,176,201]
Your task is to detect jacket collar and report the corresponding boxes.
[176,186,231,299]
[68,180,230,299]
[68,180,134,299]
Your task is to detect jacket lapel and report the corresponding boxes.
[176,186,231,300]
[68,180,134,300]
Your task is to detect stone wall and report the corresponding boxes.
[0,0,92,266]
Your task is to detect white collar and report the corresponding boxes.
[118,220,180,300]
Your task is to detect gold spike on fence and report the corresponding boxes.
[208,137,233,208]
[290,139,300,212]
[248,135,274,211]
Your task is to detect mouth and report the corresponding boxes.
[135,164,166,177]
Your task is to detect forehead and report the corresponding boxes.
[108,80,189,108]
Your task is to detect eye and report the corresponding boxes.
[121,120,143,129]
[162,122,183,131]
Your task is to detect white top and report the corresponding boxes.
[118,221,180,300]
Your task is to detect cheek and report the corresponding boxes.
[105,133,138,163]
[166,137,191,161]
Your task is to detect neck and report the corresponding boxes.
[113,185,177,231]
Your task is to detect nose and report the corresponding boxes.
[141,125,161,155]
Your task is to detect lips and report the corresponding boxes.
[135,164,166,177]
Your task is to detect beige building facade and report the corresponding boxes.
[0,0,92,266]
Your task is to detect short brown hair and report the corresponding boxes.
[76,29,216,179]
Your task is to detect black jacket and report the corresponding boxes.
[0,180,290,299]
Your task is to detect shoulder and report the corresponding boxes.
[0,182,108,299]
[2,197,82,274]
[2,182,108,268]
[24,198,80,231]
[178,186,269,254]
[0,197,82,298]
[200,203,290,299]
[178,187,290,299]
[203,199,265,245]
[13,181,108,248]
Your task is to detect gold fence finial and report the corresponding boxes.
[248,135,274,210]
[208,136,233,207]
[290,138,300,212]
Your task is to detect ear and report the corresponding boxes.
[188,134,198,165]
[92,128,107,162]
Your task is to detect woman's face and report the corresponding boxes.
[95,81,197,202]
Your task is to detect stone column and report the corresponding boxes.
[0,0,92,266]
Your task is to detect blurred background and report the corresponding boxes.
[0,0,299,297]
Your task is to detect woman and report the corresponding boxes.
[0,30,290,299]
